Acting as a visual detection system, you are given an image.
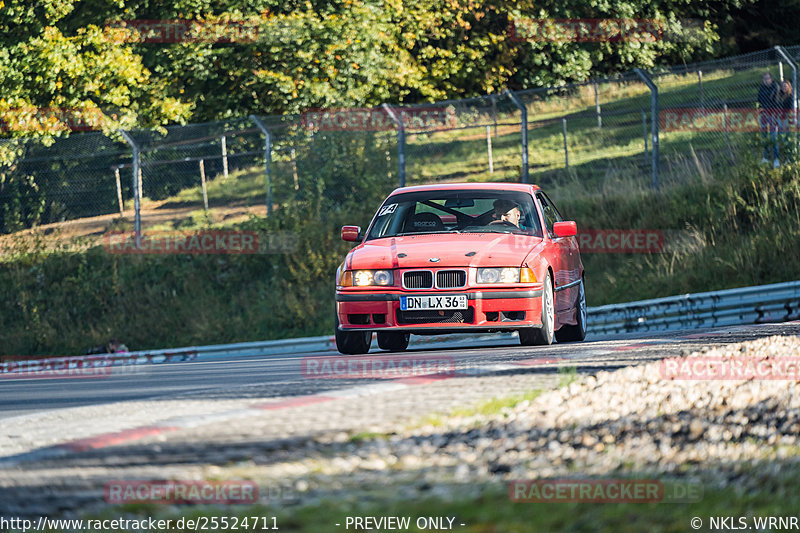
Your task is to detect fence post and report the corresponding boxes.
[490,94,498,137]
[249,115,273,216]
[561,117,569,169]
[221,135,229,179]
[114,167,124,214]
[381,103,406,187]
[697,70,704,110]
[593,81,602,128]
[119,130,141,245]
[775,46,798,152]
[504,89,529,183]
[723,103,733,161]
[634,68,660,191]
[486,125,494,174]
[199,159,209,210]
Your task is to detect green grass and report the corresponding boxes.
[162,166,269,208]
[75,459,800,532]
[450,390,544,418]
[348,431,390,443]
[402,65,769,188]
[557,366,579,388]
[404,390,543,431]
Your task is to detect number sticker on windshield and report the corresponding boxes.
[378,203,397,216]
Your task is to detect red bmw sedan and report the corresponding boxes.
[335,183,586,354]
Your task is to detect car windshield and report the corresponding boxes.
[365,189,543,240]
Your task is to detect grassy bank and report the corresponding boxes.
[2,157,800,355]
[84,462,800,532]
[553,159,800,305]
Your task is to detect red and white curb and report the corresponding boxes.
[0,355,569,466]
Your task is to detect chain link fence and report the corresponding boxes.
[1,45,798,246]
[653,47,797,187]
[399,95,523,185]
[516,71,655,192]
[0,133,130,235]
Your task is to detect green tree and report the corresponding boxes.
[0,0,191,140]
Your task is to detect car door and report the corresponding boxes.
[535,192,578,314]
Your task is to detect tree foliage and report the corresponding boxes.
[1,0,778,129]
[0,0,191,140]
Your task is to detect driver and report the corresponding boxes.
[492,199,521,227]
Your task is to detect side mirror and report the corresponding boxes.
[341,225,362,242]
[553,221,577,238]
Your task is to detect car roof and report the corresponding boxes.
[388,182,540,196]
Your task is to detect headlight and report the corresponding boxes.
[343,270,394,287]
[354,270,373,286]
[372,270,393,285]
[477,267,536,284]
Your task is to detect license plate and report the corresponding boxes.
[400,295,468,310]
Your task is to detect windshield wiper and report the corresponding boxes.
[393,230,462,237]
[462,227,525,234]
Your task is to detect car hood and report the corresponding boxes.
[347,233,544,269]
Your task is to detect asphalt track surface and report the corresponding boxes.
[2,321,800,518]
[2,324,795,420]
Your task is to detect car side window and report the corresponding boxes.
[536,193,563,238]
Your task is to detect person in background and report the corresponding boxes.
[776,80,795,166]
[108,338,129,353]
[85,338,129,355]
[757,71,780,167]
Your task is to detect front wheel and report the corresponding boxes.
[335,314,371,355]
[519,272,554,346]
[555,276,587,343]
[377,331,410,352]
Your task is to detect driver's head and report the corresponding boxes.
[493,199,521,227]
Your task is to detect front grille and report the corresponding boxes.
[396,307,475,325]
[436,270,466,288]
[403,270,433,289]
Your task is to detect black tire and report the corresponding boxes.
[556,276,587,343]
[377,331,410,352]
[335,314,371,355]
[519,271,555,346]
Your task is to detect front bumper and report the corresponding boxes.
[336,287,544,333]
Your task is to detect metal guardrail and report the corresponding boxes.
[587,280,800,335]
[3,281,798,372]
